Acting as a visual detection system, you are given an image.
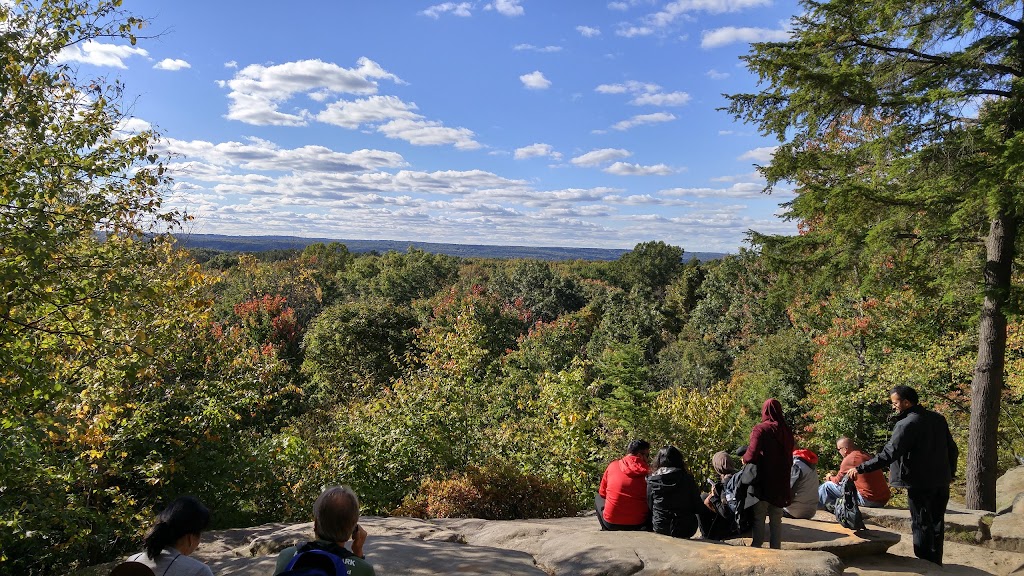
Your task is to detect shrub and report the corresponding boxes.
[395,463,580,520]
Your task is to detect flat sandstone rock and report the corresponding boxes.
[101,513,905,576]
[859,505,991,541]
[433,515,894,575]
[724,518,900,559]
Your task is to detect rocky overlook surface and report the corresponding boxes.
[85,467,1024,576]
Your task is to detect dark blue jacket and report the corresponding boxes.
[856,404,958,490]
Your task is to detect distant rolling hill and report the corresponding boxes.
[173,233,728,262]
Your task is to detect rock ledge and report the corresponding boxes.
[177,514,900,576]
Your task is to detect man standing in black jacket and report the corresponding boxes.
[848,385,959,565]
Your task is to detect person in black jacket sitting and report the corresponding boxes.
[847,385,958,566]
[647,445,703,539]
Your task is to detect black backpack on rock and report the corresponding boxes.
[834,477,866,530]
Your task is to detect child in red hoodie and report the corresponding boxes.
[597,439,651,530]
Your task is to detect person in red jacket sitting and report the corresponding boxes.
[596,439,651,530]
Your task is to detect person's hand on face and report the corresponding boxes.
[351,523,367,558]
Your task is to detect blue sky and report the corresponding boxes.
[62,0,801,252]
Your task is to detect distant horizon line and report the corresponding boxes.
[173,231,732,257]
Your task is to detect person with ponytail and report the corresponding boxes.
[126,496,214,576]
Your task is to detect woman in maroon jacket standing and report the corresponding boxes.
[743,398,795,548]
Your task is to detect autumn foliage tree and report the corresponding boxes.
[0,1,291,571]
[727,0,1024,510]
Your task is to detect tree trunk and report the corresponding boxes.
[966,214,1017,511]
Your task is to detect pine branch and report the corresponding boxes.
[970,1,1024,33]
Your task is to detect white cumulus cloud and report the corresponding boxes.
[161,137,408,173]
[595,80,661,94]
[611,112,677,131]
[701,26,790,48]
[630,91,690,106]
[661,182,774,198]
[738,146,779,163]
[378,119,481,150]
[649,0,772,28]
[520,70,551,90]
[603,162,674,176]
[115,117,152,137]
[317,95,420,129]
[576,25,601,37]
[571,148,632,167]
[595,81,689,107]
[154,58,191,71]
[706,69,730,80]
[420,2,473,18]
[56,40,148,68]
[486,0,525,16]
[616,25,654,37]
[514,143,562,160]
[221,57,402,126]
[220,58,478,149]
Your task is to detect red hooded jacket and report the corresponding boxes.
[599,454,650,525]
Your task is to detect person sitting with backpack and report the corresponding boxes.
[274,486,375,576]
[697,450,742,540]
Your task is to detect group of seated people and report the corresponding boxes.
[113,486,374,576]
[595,435,890,542]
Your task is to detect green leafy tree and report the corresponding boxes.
[489,259,585,323]
[233,294,302,360]
[1000,313,1024,470]
[731,328,814,435]
[298,242,353,305]
[491,308,598,424]
[593,339,659,447]
[122,319,299,526]
[725,0,1024,509]
[663,260,707,334]
[300,297,418,405]
[613,241,685,297]
[586,288,664,363]
[799,287,975,464]
[652,331,731,392]
[343,248,461,305]
[415,286,526,382]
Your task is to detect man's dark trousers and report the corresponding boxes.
[907,484,950,565]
